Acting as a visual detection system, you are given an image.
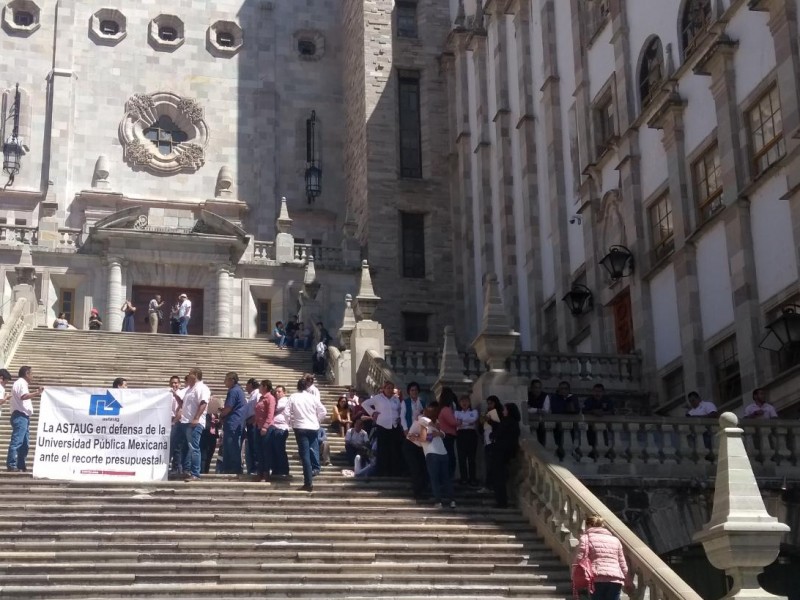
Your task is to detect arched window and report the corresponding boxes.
[639,38,664,108]
[681,0,711,59]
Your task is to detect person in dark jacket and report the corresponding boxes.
[490,402,521,508]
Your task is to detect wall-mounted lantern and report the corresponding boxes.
[562,283,594,316]
[759,305,800,352]
[304,110,321,203]
[599,245,634,280]
[2,84,22,184]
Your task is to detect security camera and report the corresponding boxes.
[569,214,582,225]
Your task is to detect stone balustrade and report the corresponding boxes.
[0,298,30,367]
[516,434,704,600]
[384,347,440,381]
[0,225,38,245]
[461,350,644,392]
[252,240,275,261]
[57,228,81,248]
[528,414,800,477]
[292,243,347,269]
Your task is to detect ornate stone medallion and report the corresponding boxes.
[118,92,209,174]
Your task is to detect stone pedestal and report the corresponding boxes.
[433,326,473,399]
[351,320,385,387]
[36,201,61,250]
[12,248,38,322]
[275,196,294,264]
[694,413,790,600]
[334,348,352,387]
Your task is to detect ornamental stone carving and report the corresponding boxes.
[118,92,209,175]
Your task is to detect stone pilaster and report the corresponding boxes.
[697,38,764,393]
[484,2,519,332]
[539,0,571,351]
[510,0,542,350]
[106,256,123,332]
[653,101,707,393]
[468,32,496,293]
[215,265,232,337]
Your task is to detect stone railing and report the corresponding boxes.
[358,349,398,396]
[0,225,38,245]
[516,434,704,600]
[57,228,81,249]
[384,348,440,381]
[462,351,643,392]
[528,414,800,477]
[293,243,347,269]
[252,240,275,261]
[0,298,30,366]
[326,345,341,384]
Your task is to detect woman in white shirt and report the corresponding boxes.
[407,402,455,508]
[53,312,69,330]
[454,394,479,486]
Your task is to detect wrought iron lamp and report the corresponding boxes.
[562,283,594,316]
[599,245,634,280]
[3,84,22,183]
[304,110,321,203]
[759,304,800,352]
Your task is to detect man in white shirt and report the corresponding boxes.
[345,418,370,465]
[169,375,186,474]
[685,392,718,417]
[363,380,404,477]
[177,293,192,335]
[285,377,327,492]
[743,388,779,419]
[6,366,43,472]
[180,367,210,480]
[243,378,260,475]
[269,385,291,477]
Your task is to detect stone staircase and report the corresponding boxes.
[0,329,571,599]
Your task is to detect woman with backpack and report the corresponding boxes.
[572,515,628,600]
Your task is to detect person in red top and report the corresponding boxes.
[436,387,459,478]
[254,379,276,481]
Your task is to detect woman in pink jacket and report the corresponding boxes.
[573,515,629,600]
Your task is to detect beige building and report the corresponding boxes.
[445,0,800,416]
[0,0,453,345]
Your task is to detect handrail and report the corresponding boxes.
[517,432,704,600]
[358,349,399,396]
[0,298,29,366]
[527,414,800,474]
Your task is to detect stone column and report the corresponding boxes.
[215,265,232,337]
[106,257,123,332]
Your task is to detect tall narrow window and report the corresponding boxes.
[663,367,685,409]
[711,336,741,405]
[398,71,422,179]
[401,211,425,278]
[681,0,711,60]
[257,301,271,335]
[59,289,75,325]
[542,303,558,352]
[639,37,664,108]
[749,86,785,177]
[648,193,674,260]
[693,144,723,222]
[396,1,417,38]
[593,93,615,157]
[403,312,430,343]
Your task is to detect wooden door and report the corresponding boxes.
[130,286,204,335]
[611,289,634,354]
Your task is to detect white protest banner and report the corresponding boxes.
[33,387,172,482]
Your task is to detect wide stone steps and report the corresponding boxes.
[0,329,570,599]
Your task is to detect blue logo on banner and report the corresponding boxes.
[89,391,122,416]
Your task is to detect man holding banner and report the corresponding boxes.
[7,366,42,472]
[180,368,210,481]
